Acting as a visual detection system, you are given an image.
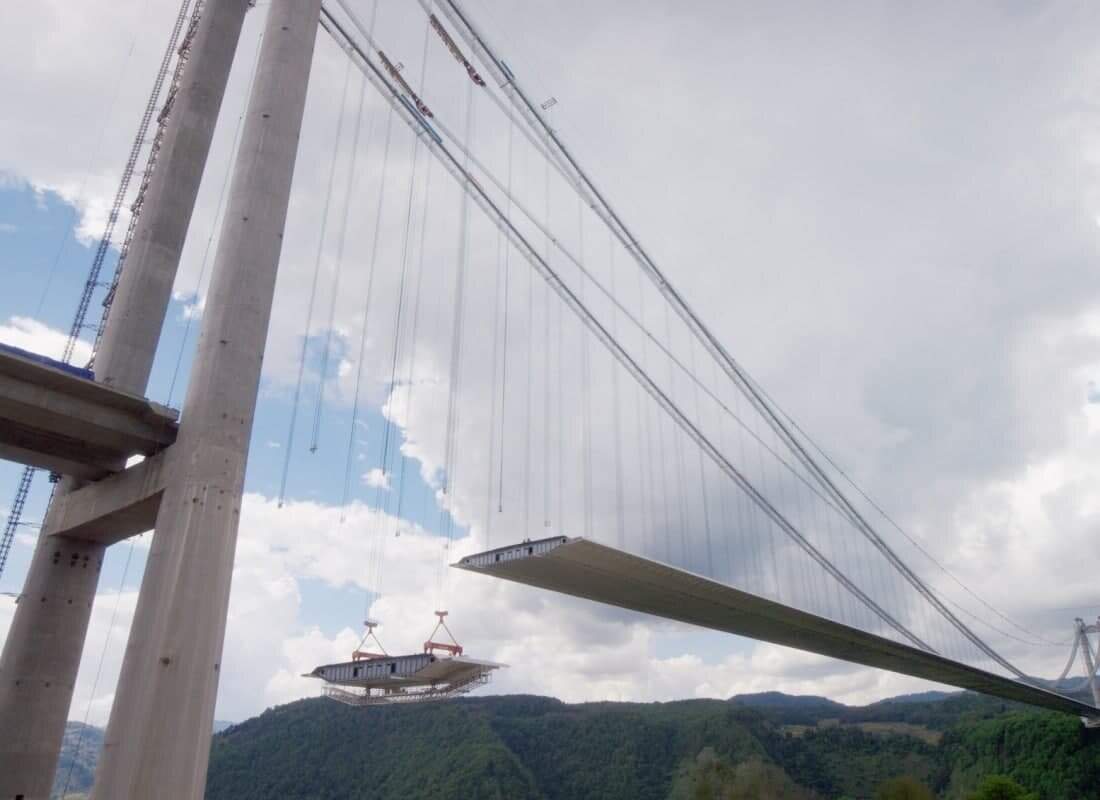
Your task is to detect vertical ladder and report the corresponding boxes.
[0,466,34,582]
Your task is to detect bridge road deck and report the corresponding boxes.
[457,536,1100,722]
[0,343,178,480]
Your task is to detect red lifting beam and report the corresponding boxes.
[424,610,464,656]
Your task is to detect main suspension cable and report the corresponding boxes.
[433,0,1032,678]
[321,19,933,651]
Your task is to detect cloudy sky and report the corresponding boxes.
[2,0,1100,729]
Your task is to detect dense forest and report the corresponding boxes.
[53,691,1100,799]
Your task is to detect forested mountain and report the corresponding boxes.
[51,721,102,799]
[200,692,1100,799]
[50,690,1099,799]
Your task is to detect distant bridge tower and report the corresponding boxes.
[1062,617,1100,717]
[0,1,323,798]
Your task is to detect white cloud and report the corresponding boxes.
[3,0,1100,729]
[0,222,16,233]
[362,467,390,490]
[0,316,92,366]
[207,493,958,720]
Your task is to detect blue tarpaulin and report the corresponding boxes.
[0,341,95,381]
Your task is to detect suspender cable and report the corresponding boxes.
[578,200,594,538]
[522,193,534,535]
[280,59,354,501]
[496,117,515,513]
[689,342,714,575]
[662,304,690,564]
[606,233,625,548]
[346,97,396,521]
[395,155,435,526]
[543,154,553,529]
[337,0,383,525]
[556,283,565,533]
[379,103,424,479]
[485,177,505,543]
[438,77,476,605]
[420,103,857,526]
[313,72,370,454]
[319,17,937,653]
[394,20,436,530]
[434,0,1032,680]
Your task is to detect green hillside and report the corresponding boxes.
[201,692,1100,799]
[51,721,102,799]
[50,691,1100,799]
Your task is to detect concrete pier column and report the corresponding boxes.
[95,0,255,394]
[90,2,322,797]
[0,4,251,799]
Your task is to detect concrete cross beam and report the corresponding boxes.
[42,452,169,544]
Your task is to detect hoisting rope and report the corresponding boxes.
[542,153,553,529]
[352,620,388,661]
[495,116,515,515]
[312,70,370,455]
[423,610,463,656]
[383,22,435,535]
[280,58,354,502]
[607,231,625,548]
[322,5,938,656]
[436,77,475,608]
[578,197,593,538]
[485,165,506,543]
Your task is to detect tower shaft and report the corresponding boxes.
[0,4,251,798]
[90,2,322,797]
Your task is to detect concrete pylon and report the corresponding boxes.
[0,4,251,798]
[1077,618,1100,711]
[90,2,322,797]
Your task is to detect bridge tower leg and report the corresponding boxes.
[90,2,322,797]
[0,4,251,798]
[1077,618,1100,711]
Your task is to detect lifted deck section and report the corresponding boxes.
[456,536,1100,722]
[305,652,503,706]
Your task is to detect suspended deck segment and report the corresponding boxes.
[305,652,503,706]
[456,537,1100,722]
[0,343,178,479]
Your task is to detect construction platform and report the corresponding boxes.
[0,343,178,479]
[305,652,503,706]
[455,536,1100,722]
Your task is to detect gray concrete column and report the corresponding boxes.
[90,2,322,797]
[95,0,255,394]
[0,4,251,799]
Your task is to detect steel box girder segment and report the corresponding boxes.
[0,347,178,479]
[456,537,1100,721]
[306,653,502,690]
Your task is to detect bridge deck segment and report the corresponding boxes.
[456,536,1100,722]
[0,344,177,479]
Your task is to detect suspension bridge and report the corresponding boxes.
[0,1,1097,798]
